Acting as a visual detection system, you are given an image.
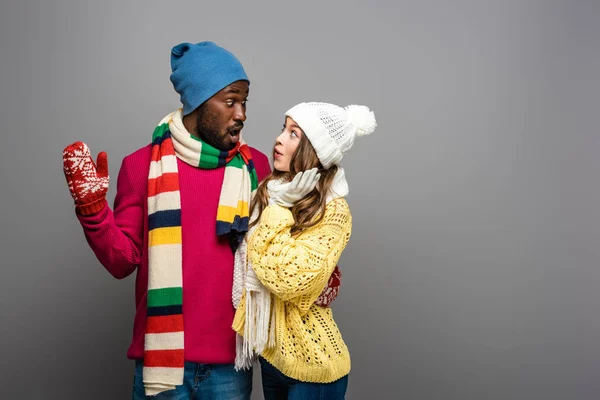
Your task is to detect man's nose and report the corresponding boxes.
[233,104,246,122]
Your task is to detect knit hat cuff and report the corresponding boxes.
[181,74,248,115]
[285,104,342,169]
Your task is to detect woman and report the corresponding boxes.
[232,102,376,399]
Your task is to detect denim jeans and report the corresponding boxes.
[259,357,348,400]
[132,359,252,399]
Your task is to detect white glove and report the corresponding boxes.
[269,168,321,207]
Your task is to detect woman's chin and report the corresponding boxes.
[273,160,289,172]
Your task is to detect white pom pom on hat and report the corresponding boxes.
[285,102,377,169]
[345,105,377,137]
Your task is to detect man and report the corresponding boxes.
[62,41,270,399]
[62,41,340,399]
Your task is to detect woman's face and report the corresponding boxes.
[273,117,303,172]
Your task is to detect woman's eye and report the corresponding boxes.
[290,131,298,138]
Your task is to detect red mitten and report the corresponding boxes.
[62,141,109,215]
[315,265,342,307]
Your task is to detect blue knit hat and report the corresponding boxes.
[169,41,249,115]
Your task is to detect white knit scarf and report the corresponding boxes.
[232,167,349,370]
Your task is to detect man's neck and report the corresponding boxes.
[182,113,198,138]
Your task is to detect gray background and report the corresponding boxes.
[1,0,599,399]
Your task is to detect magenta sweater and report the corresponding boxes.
[77,144,271,363]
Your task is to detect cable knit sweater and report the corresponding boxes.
[77,143,270,363]
[232,198,352,383]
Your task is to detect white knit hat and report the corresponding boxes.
[285,102,377,169]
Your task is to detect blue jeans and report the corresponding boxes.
[132,360,252,399]
[259,357,348,400]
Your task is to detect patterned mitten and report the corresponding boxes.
[315,265,342,307]
[62,141,109,215]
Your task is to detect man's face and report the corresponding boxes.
[195,80,249,151]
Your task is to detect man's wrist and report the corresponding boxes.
[76,197,108,216]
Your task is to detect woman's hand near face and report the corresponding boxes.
[268,168,321,207]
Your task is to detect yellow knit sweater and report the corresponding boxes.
[232,198,352,383]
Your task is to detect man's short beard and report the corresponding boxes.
[195,104,233,151]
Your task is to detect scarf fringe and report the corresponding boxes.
[234,286,277,371]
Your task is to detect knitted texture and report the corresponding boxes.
[62,142,109,215]
[232,198,352,383]
[144,110,257,396]
[231,204,276,371]
[170,42,248,115]
[285,103,377,168]
[168,109,258,243]
[314,265,341,307]
[76,144,271,364]
[231,168,349,370]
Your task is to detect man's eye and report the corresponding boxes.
[226,100,234,106]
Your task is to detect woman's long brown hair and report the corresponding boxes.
[250,134,339,236]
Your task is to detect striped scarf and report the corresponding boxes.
[144,109,257,396]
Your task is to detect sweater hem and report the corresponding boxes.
[260,349,351,383]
